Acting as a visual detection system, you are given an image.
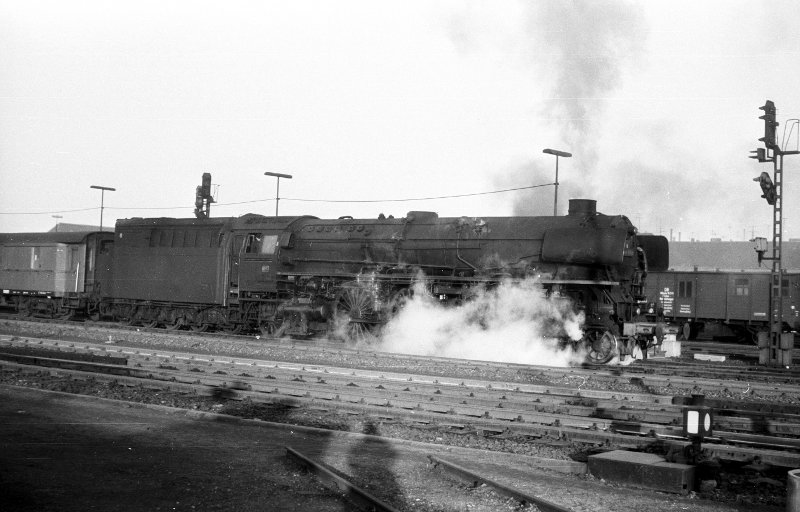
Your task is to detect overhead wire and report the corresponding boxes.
[0,183,555,216]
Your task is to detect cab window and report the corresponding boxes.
[244,233,279,255]
[260,235,278,255]
[244,234,262,254]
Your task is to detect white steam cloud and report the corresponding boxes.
[371,277,587,367]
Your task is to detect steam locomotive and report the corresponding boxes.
[0,199,668,364]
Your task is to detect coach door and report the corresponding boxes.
[727,275,753,321]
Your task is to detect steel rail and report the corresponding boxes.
[285,446,402,512]
[428,455,574,512]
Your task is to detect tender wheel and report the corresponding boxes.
[165,318,185,331]
[221,323,243,334]
[584,329,618,364]
[190,323,210,333]
[55,308,75,320]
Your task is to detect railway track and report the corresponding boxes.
[2,332,800,470]
[4,316,797,388]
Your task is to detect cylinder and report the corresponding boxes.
[788,469,800,511]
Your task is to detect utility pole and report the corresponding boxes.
[750,100,800,366]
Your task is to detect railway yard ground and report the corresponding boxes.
[1,318,797,511]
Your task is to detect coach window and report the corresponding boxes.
[30,247,41,269]
[88,246,95,272]
[70,246,79,270]
[734,278,749,296]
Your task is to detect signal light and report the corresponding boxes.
[753,171,777,205]
[758,100,779,149]
[683,407,713,440]
[201,172,212,197]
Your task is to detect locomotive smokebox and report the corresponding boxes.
[568,199,597,217]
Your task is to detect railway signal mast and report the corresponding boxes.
[194,173,216,219]
[749,100,800,366]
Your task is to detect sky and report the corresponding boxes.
[2,0,799,242]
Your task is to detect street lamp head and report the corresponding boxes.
[543,148,572,158]
[264,172,293,216]
[90,185,116,192]
[264,172,293,180]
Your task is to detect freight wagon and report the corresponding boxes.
[644,270,800,342]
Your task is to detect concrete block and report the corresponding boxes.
[693,353,726,362]
[588,450,695,494]
[662,337,681,357]
[759,347,770,365]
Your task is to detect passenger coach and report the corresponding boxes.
[0,231,114,318]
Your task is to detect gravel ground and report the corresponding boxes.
[0,320,794,510]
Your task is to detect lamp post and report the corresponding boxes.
[542,149,572,216]
[89,185,115,231]
[264,172,293,216]
[52,215,63,232]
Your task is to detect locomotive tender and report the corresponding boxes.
[0,199,668,364]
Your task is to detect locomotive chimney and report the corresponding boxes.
[568,199,597,217]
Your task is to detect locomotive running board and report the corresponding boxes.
[538,280,619,286]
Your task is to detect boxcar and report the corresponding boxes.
[644,270,800,342]
[0,231,114,318]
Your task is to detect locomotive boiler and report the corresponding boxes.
[254,198,668,363]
